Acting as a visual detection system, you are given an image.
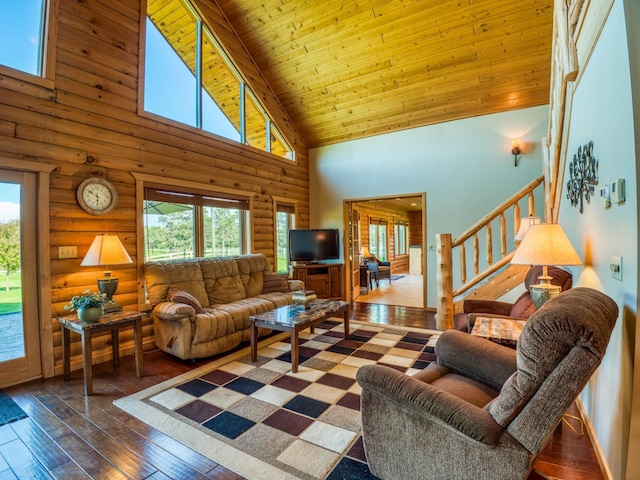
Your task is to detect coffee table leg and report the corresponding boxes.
[250,321,258,363]
[291,331,299,373]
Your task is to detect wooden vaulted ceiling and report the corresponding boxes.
[215,0,554,148]
[154,0,554,148]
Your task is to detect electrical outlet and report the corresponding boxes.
[58,246,77,259]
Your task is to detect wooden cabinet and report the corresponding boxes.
[291,264,343,299]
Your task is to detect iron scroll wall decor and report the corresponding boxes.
[566,141,598,213]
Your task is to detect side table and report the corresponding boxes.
[57,310,145,395]
[469,316,526,348]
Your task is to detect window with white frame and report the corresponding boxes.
[394,221,408,255]
[369,219,388,261]
[143,0,293,160]
[143,187,249,261]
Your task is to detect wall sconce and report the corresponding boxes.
[512,139,522,166]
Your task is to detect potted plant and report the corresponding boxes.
[65,290,107,323]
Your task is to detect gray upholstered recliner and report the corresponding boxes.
[356,287,618,480]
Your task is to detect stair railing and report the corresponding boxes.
[435,176,544,330]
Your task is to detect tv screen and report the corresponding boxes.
[288,229,340,263]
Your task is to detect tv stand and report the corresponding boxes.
[291,263,343,299]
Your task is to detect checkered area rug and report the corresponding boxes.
[115,320,440,480]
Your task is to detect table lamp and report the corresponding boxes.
[360,246,372,263]
[515,216,541,243]
[81,234,133,313]
[511,223,581,308]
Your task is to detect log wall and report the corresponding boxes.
[357,204,411,274]
[0,0,308,377]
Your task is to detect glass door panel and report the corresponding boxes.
[0,169,41,387]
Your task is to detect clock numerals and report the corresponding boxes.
[77,178,118,215]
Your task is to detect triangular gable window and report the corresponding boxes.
[143,0,293,161]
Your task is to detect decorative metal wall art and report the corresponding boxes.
[566,141,598,213]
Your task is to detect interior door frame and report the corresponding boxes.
[0,158,55,386]
[343,192,427,309]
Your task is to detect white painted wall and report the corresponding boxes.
[558,1,638,478]
[310,105,549,306]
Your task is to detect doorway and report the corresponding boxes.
[344,194,427,309]
[0,169,42,387]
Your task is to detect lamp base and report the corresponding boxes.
[97,274,122,313]
[530,276,562,308]
[102,301,123,313]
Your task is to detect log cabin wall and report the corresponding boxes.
[357,204,411,274]
[0,0,308,378]
[408,210,423,246]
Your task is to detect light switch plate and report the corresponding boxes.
[610,256,622,281]
[58,246,77,259]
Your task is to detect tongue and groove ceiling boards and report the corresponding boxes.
[214,0,553,147]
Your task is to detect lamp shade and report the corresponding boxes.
[360,246,371,258]
[515,216,541,242]
[81,234,132,266]
[511,223,581,267]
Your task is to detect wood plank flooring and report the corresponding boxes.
[1,303,604,479]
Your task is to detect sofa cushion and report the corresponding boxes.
[167,286,204,314]
[144,259,210,308]
[200,257,247,304]
[236,254,271,297]
[262,272,290,293]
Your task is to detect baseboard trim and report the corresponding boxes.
[575,397,613,480]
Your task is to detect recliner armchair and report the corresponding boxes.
[454,265,573,332]
[356,287,618,480]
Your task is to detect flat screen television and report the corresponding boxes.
[288,229,340,263]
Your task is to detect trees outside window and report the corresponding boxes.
[0,220,20,292]
[143,188,248,261]
[369,220,387,262]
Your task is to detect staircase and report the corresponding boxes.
[435,176,544,330]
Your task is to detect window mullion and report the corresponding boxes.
[240,82,246,144]
[195,204,205,257]
[195,20,203,129]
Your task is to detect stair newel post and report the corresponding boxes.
[436,233,454,330]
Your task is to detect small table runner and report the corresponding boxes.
[470,316,526,347]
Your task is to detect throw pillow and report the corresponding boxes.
[262,272,289,293]
[167,286,204,314]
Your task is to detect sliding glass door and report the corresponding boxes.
[0,169,41,387]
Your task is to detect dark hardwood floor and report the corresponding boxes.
[0,303,604,479]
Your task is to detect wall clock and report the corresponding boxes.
[76,177,118,215]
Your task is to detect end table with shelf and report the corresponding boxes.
[57,309,146,395]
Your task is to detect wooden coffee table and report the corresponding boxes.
[250,299,349,372]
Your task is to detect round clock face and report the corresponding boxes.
[77,178,118,215]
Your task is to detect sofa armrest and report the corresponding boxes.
[288,279,304,291]
[356,364,503,445]
[435,330,517,390]
[154,301,196,321]
[463,299,513,316]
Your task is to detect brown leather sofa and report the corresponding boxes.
[143,254,303,360]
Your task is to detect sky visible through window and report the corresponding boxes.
[0,0,43,75]
[0,184,20,222]
[144,18,240,141]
